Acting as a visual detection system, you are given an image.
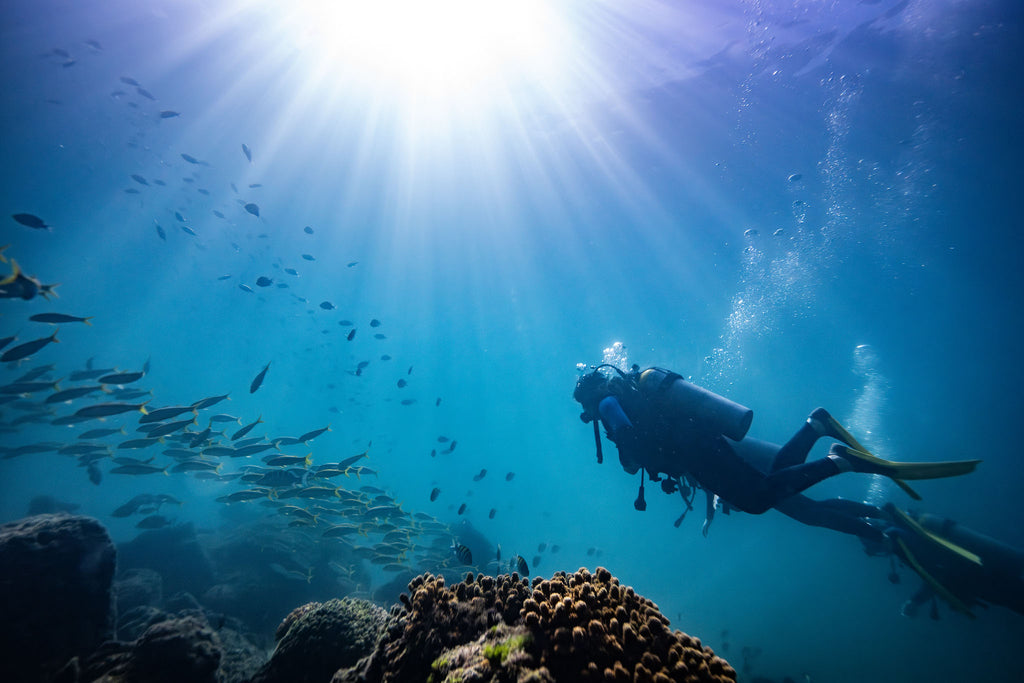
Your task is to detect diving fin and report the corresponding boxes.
[830,444,981,481]
[811,408,872,453]
[888,505,983,566]
[892,479,922,501]
[894,536,976,619]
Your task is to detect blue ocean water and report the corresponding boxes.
[1,0,1022,681]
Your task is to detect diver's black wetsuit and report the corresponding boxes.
[600,387,847,515]
[894,511,1024,617]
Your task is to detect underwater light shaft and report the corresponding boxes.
[278,0,563,98]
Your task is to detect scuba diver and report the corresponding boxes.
[874,504,1024,619]
[572,364,981,529]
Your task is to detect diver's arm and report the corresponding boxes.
[599,396,643,474]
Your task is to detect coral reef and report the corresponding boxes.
[251,597,390,683]
[0,513,116,682]
[339,567,736,683]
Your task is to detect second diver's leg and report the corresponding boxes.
[773,495,887,543]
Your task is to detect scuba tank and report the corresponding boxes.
[638,367,753,441]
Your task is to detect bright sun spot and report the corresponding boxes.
[284,0,565,102]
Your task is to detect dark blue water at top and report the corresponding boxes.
[1,1,1022,681]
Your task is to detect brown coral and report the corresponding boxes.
[337,567,735,683]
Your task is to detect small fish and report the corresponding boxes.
[213,210,225,219]
[110,463,166,475]
[189,426,213,449]
[174,211,185,222]
[381,354,391,361]
[255,276,273,287]
[451,541,472,565]
[231,415,262,440]
[407,366,413,375]
[347,261,359,268]
[303,226,313,234]
[244,203,260,217]
[155,222,166,240]
[264,453,312,468]
[171,459,220,473]
[284,268,298,276]
[336,451,369,469]
[117,438,161,450]
[532,556,541,568]
[141,405,196,422]
[397,379,407,388]
[346,329,356,341]
[99,370,144,384]
[29,313,92,325]
[323,525,364,539]
[369,319,381,328]
[192,394,230,410]
[239,284,254,293]
[120,76,140,86]
[233,443,278,458]
[250,362,271,394]
[299,425,331,442]
[551,545,561,553]
[123,188,140,195]
[301,254,315,261]
[488,508,496,519]
[248,183,262,188]
[320,301,335,310]
[209,413,240,423]
[136,87,155,100]
[788,173,803,182]
[216,489,271,503]
[457,503,467,515]
[181,153,200,164]
[537,542,547,552]
[436,398,442,407]
[400,399,416,406]
[78,426,124,439]
[242,143,252,162]
[11,213,49,230]
[130,174,149,186]
[180,226,197,237]
[473,469,487,482]
[146,417,195,438]
[87,463,102,485]
[153,180,166,186]
[512,554,529,576]
[1,331,59,362]
[430,487,440,502]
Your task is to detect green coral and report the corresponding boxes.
[482,632,530,665]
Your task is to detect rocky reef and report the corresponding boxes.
[0,513,116,682]
[338,567,736,683]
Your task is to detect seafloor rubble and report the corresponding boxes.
[0,513,735,683]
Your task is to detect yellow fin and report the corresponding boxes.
[891,506,982,566]
[895,537,976,618]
